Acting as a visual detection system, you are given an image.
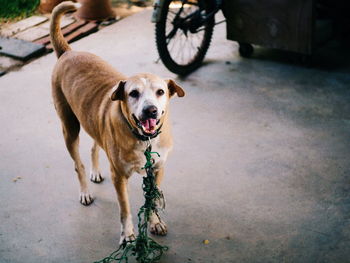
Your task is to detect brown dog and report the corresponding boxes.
[50,2,184,244]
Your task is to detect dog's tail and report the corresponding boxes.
[50,1,81,58]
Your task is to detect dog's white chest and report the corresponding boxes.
[149,142,170,167]
[122,138,171,175]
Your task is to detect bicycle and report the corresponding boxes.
[152,0,225,75]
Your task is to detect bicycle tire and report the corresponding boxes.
[155,0,215,75]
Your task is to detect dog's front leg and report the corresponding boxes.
[149,167,167,236]
[111,169,135,244]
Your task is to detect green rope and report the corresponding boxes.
[94,145,168,263]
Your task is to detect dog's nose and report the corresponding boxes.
[143,105,158,119]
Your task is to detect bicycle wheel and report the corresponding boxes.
[155,0,215,75]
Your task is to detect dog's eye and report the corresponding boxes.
[156,89,165,96]
[129,90,140,98]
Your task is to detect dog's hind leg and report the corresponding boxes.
[90,141,104,183]
[57,104,94,206]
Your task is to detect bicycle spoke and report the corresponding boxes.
[167,4,205,65]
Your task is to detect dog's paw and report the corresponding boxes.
[79,192,94,206]
[119,233,136,245]
[150,221,167,236]
[90,171,104,183]
[119,217,135,244]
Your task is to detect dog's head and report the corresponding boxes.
[111,73,185,136]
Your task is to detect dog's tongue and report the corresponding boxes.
[141,119,157,132]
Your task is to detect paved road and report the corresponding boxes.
[0,10,349,263]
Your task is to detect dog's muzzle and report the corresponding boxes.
[133,105,159,135]
[132,114,160,136]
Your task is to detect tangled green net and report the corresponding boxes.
[94,145,168,263]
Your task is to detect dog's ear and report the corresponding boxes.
[111,80,126,101]
[167,79,185,98]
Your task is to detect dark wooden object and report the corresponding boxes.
[34,20,88,46]
[223,0,315,54]
[45,22,98,51]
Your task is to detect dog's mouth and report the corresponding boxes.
[140,118,158,135]
[132,115,159,135]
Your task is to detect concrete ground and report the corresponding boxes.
[1,9,350,263]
